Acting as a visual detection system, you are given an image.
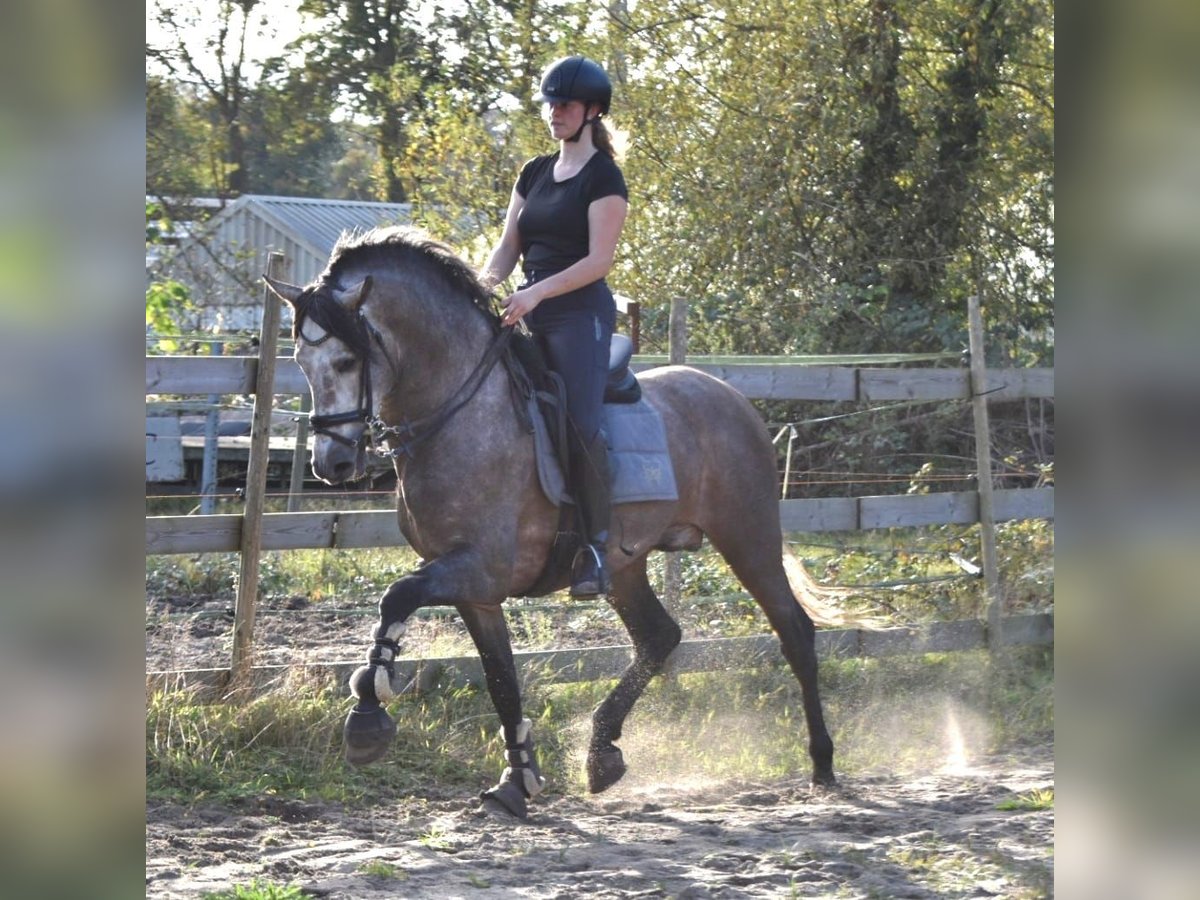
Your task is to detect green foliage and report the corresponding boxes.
[146,277,193,354]
[243,66,344,197]
[610,0,1052,361]
[146,76,212,199]
[145,2,1053,368]
[200,880,314,900]
[996,788,1054,811]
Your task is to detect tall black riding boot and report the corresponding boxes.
[570,431,611,598]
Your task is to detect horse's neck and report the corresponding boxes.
[378,295,495,422]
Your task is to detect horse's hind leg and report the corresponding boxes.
[705,527,836,787]
[588,556,683,793]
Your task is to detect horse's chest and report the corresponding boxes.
[396,473,506,555]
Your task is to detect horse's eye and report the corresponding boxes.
[333,357,357,374]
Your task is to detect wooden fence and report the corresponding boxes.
[146,294,1053,692]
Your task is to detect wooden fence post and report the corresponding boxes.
[231,252,286,688]
[199,339,223,514]
[967,294,1003,652]
[287,393,310,512]
[663,296,689,609]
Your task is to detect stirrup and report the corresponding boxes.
[570,544,610,598]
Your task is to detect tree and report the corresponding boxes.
[594,0,1051,363]
[148,1,271,197]
[146,75,212,200]
[293,0,442,202]
[244,64,344,196]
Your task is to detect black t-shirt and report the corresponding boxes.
[515,151,628,274]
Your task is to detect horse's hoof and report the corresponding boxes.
[812,768,838,790]
[342,704,397,766]
[587,745,627,793]
[480,781,528,819]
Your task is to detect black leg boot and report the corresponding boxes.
[570,432,611,598]
[480,717,545,819]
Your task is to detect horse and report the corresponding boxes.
[263,226,835,818]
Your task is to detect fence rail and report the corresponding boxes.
[147,613,1053,698]
[147,355,1053,403]
[146,487,1052,555]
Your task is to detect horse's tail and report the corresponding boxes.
[782,544,888,630]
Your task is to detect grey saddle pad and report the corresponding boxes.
[531,396,679,506]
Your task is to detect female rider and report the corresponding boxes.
[480,55,629,598]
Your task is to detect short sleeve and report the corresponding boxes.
[587,157,628,203]
[515,156,546,199]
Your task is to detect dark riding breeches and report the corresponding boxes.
[525,278,615,446]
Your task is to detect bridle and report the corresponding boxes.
[302,312,386,452]
[304,309,517,461]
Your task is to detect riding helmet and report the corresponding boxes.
[533,56,612,115]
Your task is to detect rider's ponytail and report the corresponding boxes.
[592,118,616,159]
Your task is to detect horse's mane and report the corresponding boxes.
[327,225,495,316]
[292,226,498,352]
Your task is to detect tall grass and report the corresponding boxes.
[147,520,1053,662]
[147,518,1052,802]
[147,646,1052,805]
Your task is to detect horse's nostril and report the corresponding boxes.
[333,460,355,481]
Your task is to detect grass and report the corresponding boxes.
[997,788,1054,811]
[147,646,1052,805]
[200,880,313,900]
[146,520,1053,661]
[358,860,405,880]
[147,673,500,806]
[146,519,1052,804]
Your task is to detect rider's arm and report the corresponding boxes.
[499,195,628,326]
[480,187,525,290]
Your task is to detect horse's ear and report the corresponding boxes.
[263,275,305,308]
[336,276,373,312]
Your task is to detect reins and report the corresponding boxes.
[307,308,520,461]
[366,324,517,459]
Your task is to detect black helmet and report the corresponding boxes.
[533,56,612,115]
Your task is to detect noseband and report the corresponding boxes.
[305,310,517,460]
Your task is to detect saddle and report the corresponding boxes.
[504,331,677,597]
[509,332,642,489]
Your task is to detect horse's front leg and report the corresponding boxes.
[457,602,545,819]
[343,551,480,765]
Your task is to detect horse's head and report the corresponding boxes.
[265,274,382,484]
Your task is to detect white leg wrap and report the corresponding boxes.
[355,621,408,702]
[374,665,394,702]
[500,717,533,749]
[502,764,545,798]
[372,621,408,662]
[500,718,544,797]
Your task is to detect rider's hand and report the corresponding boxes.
[501,286,543,327]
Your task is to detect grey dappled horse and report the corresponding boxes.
[264,226,835,818]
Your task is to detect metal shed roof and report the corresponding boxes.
[228,195,412,263]
[163,194,413,329]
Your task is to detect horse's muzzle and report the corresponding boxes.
[312,438,366,484]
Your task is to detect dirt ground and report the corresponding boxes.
[146,745,1053,899]
[147,591,1053,898]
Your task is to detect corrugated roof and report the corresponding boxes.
[238,195,411,257]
